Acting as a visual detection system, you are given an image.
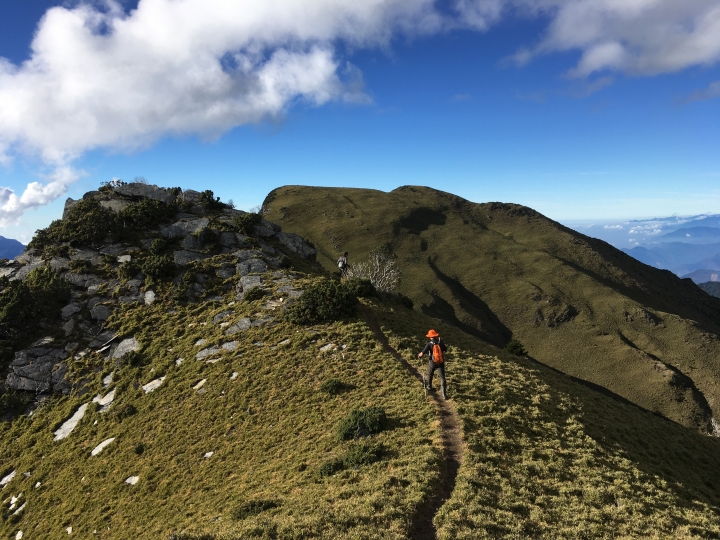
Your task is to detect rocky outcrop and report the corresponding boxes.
[6,348,71,394]
[113,183,176,204]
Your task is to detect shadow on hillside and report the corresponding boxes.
[393,208,447,235]
[422,259,511,348]
[518,354,720,518]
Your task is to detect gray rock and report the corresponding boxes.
[222,341,238,351]
[219,232,237,248]
[240,275,263,291]
[65,273,92,288]
[61,303,83,319]
[70,249,101,263]
[31,336,54,347]
[63,197,80,219]
[99,245,128,256]
[182,189,202,203]
[15,249,42,264]
[253,219,280,238]
[90,305,111,321]
[181,235,205,252]
[13,261,45,281]
[117,255,132,264]
[85,276,106,290]
[276,231,317,259]
[234,249,264,262]
[49,258,70,271]
[213,310,233,323]
[112,338,140,359]
[100,199,131,213]
[119,295,143,304]
[237,259,266,276]
[87,297,103,309]
[174,250,206,266]
[62,319,75,336]
[196,346,221,360]
[225,318,251,335]
[53,403,89,441]
[251,317,275,327]
[160,218,210,239]
[114,183,176,204]
[89,330,117,348]
[216,264,236,280]
[5,348,69,393]
[0,266,17,279]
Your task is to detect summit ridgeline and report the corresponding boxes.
[2,182,720,539]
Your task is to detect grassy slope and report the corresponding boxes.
[264,185,720,433]
[370,301,720,538]
[1,270,439,539]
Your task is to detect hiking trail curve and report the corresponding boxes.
[360,304,463,540]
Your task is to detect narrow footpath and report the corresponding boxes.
[360,305,463,540]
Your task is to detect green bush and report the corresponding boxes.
[141,255,176,282]
[0,389,33,419]
[343,278,376,298]
[319,458,344,477]
[199,190,227,212]
[149,238,169,255]
[117,198,177,232]
[505,338,527,356]
[243,287,267,302]
[320,378,345,395]
[336,406,387,441]
[231,500,278,520]
[285,279,357,325]
[29,198,118,249]
[343,440,383,468]
[233,213,261,235]
[68,259,92,273]
[112,403,137,422]
[118,261,141,281]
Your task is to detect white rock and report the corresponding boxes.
[144,290,156,305]
[205,358,222,364]
[319,343,335,352]
[102,372,114,387]
[54,404,89,441]
[66,526,73,534]
[112,338,140,360]
[13,502,26,515]
[221,341,238,352]
[10,495,19,509]
[0,469,15,487]
[175,358,184,366]
[142,377,166,394]
[193,379,207,390]
[91,438,116,456]
[34,482,41,489]
[204,452,214,459]
[117,255,132,264]
[15,531,23,539]
[31,336,54,347]
[125,476,139,485]
[194,338,207,347]
[278,339,291,346]
[229,372,239,380]
[92,389,116,412]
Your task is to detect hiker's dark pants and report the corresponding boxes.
[426,360,446,388]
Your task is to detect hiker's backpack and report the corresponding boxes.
[432,342,444,364]
[337,257,347,270]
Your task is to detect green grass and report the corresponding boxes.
[264,185,720,433]
[0,270,439,539]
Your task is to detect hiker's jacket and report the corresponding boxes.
[421,338,447,362]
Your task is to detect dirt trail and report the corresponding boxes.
[360,305,463,540]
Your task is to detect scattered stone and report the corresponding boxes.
[142,377,166,393]
[119,294,143,304]
[54,403,89,441]
[13,502,25,516]
[66,526,73,535]
[175,358,184,366]
[221,341,238,352]
[13,261,45,281]
[91,438,116,456]
[100,199,131,213]
[216,265,236,279]
[112,338,140,360]
[117,255,132,264]
[15,531,23,539]
[61,303,82,319]
[87,297,103,309]
[204,452,214,459]
[174,250,207,266]
[1,470,16,487]
[277,285,302,298]
[161,218,210,239]
[31,336,54,347]
[90,304,111,321]
[230,372,239,380]
[237,259,267,277]
[196,347,221,360]
[144,290,156,305]
[251,317,274,327]
[319,343,335,352]
[92,389,116,412]
[253,341,264,347]
[34,482,41,489]
[278,339,291,346]
[102,373,114,387]
[89,330,117,349]
[193,379,207,391]
[225,318,251,335]
[213,310,233,323]
[195,338,207,347]
[125,476,139,485]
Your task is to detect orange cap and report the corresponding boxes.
[426,329,439,338]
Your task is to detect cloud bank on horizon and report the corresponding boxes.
[1,0,720,224]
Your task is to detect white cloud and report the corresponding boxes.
[603,224,623,229]
[685,80,720,102]
[2,0,720,224]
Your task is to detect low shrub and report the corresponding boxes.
[343,278,376,298]
[231,500,279,520]
[117,198,176,232]
[343,440,383,468]
[320,378,345,395]
[112,403,138,422]
[149,238,169,255]
[243,287,267,302]
[29,198,118,249]
[68,259,92,273]
[118,261,141,281]
[505,338,527,356]
[285,279,357,325]
[141,255,176,282]
[319,458,344,478]
[336,406,387,441]
[233,212,262,234]
[0,389,33,419]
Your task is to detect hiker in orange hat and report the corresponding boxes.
[418,329,448,399]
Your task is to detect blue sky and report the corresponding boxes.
[1,0,719,244]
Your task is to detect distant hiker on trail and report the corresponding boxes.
[337,252,349,277]
[418,329,448,399]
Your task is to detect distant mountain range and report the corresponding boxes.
[0,235,24,260]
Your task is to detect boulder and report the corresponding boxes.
[63,197,80,219]
[161,218,210,239]
[90,304,111,321]
[100,199,131,213]
[13,261,45,281]
[276,231,317,260]
[49,258,70,271]
[181,235,205,252]
[253,219,281,238]
[6,349,69,393]
[112,338,140,360]
[174,250,207,266]
[219,232,238,248]
[182,189,201,203]
[237,258,266,276]
[216,264,236,280]
[113,183,176,204]
[225,318,251,335]
[61,303,83,319]
[239,275,263,291]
